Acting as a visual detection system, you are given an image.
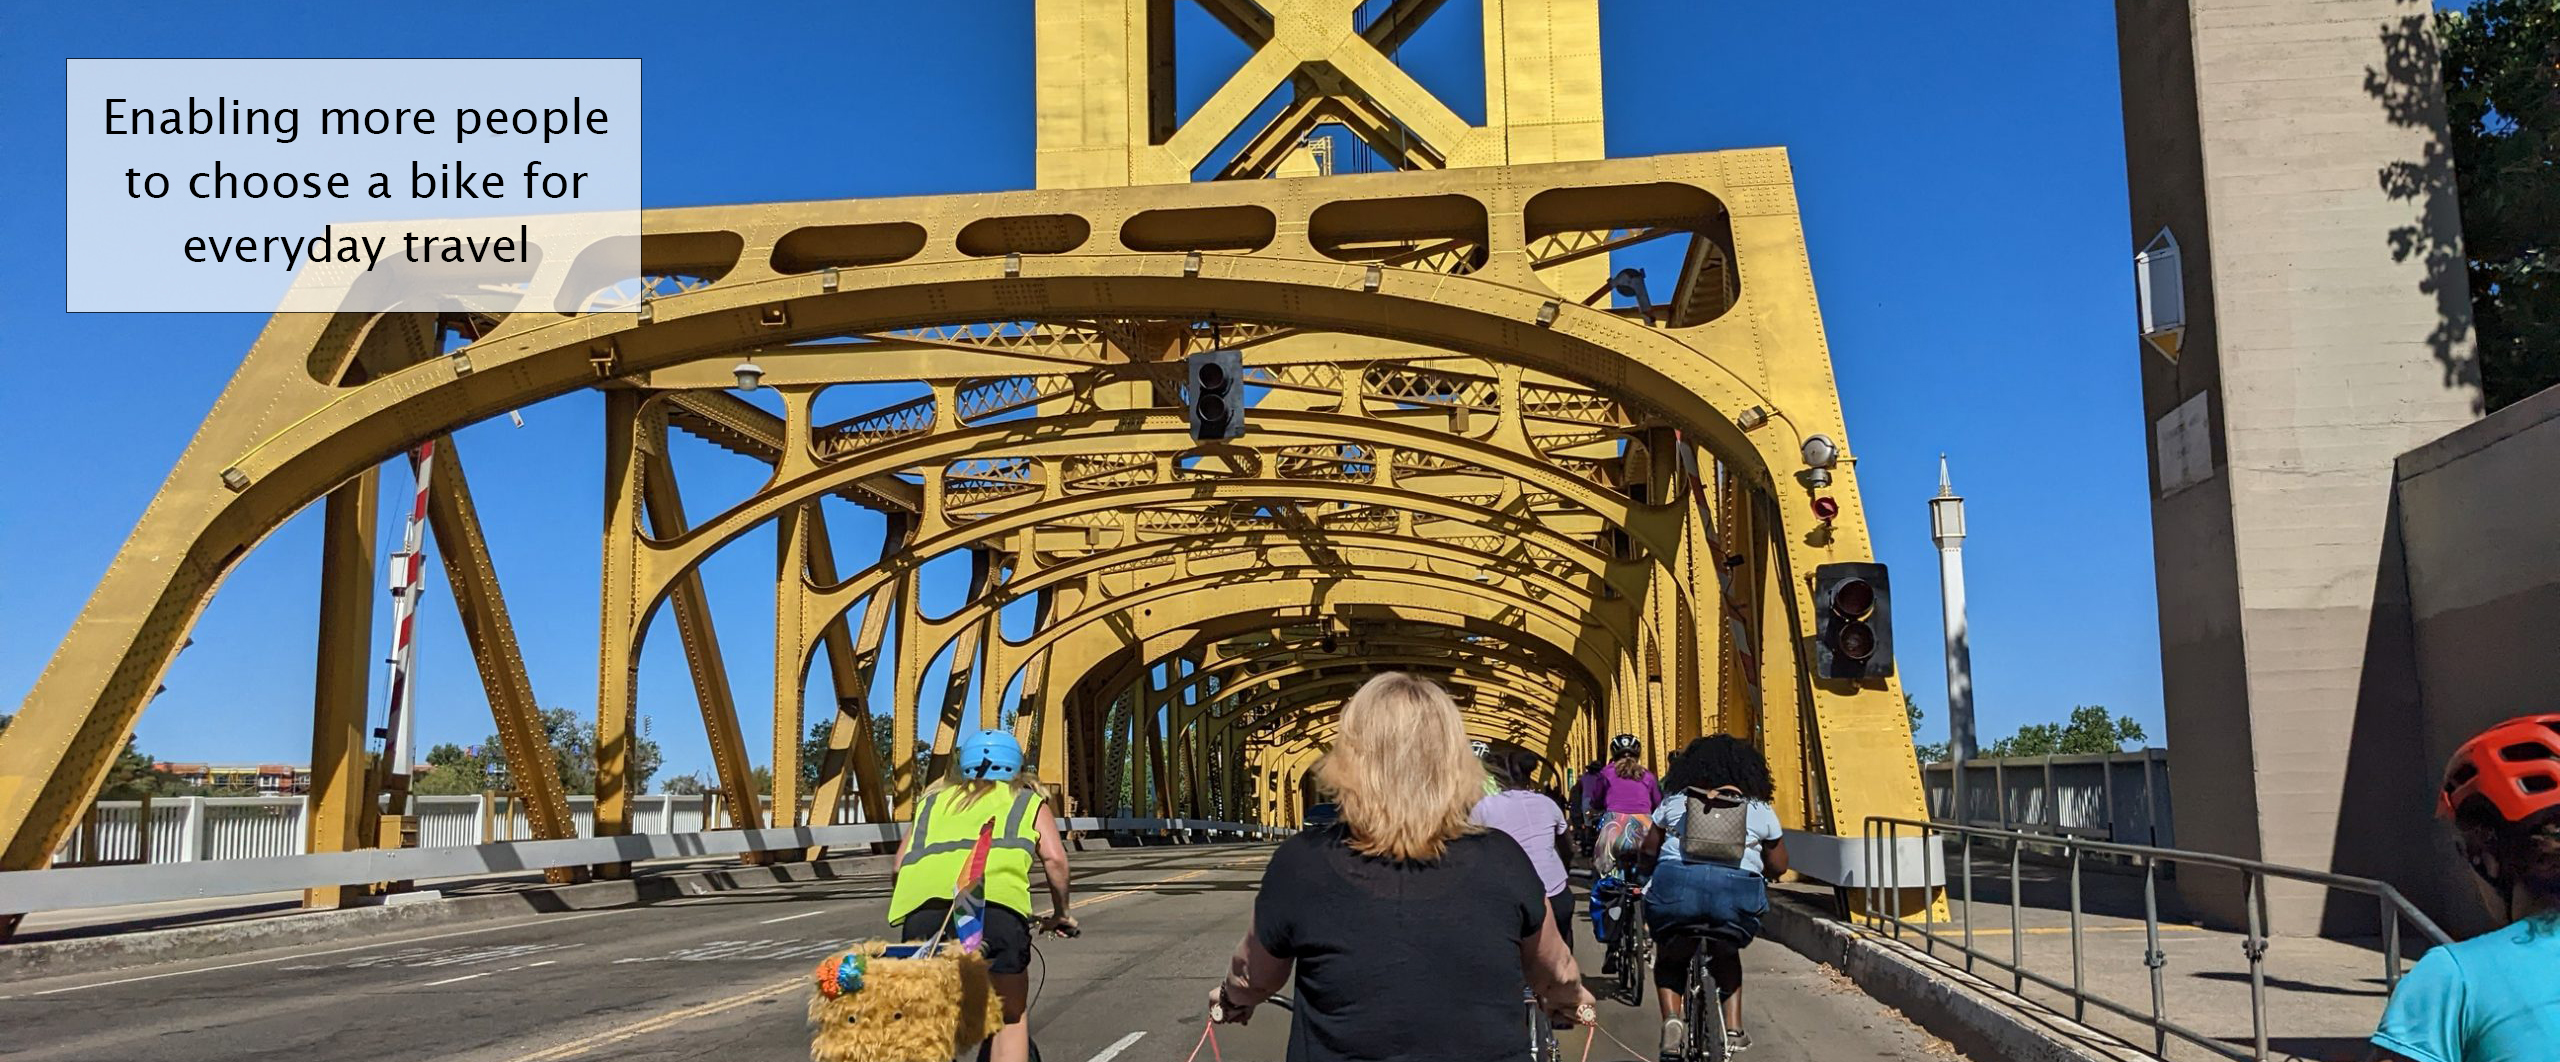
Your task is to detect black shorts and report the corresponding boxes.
[899,901,1032,975]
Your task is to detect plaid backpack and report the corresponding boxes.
[1678,786,1751,866]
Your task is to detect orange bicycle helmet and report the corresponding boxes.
[2440,714,2560,823]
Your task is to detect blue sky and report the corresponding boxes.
[0,2,2158,778]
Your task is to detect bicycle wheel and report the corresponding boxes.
[1610,904,1645,1007]
[1686,946,1727,1062]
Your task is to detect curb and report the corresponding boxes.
[0,853,892,984]
[1761,893,2150,1062]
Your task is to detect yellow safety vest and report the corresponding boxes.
[888,784,1043,924]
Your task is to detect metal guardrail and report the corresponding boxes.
[0,816,1287,918]
[1862,816,2452,1062]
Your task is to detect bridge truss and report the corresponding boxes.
[0,0,1925,896]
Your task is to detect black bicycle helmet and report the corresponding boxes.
[1610,733,1641,759]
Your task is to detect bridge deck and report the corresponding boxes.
[1,844,1962,1061]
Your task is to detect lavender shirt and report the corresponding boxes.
[1470,789,1569,897]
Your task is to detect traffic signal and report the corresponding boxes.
[1186,349,1245,441]
[1813,562,1893,680]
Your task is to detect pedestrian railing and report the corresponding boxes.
[3,814,1288,925]
[1861,816,2452,1062]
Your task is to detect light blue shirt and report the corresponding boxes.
[1650,792,1783,875]
[2374,915,2560,1062]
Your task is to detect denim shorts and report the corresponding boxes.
[1643,860,1768,943]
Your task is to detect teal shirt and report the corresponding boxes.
[2374,915,2560,1062]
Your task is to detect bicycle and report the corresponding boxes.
[1599,877,1652,1008]
[1664,923,1751,1062]
[1525,986,1561,1062]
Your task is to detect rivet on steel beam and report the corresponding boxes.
[1535,300,1560,327]
[450,352,474,377]
[1184,251,1203,277]
[760,305,790,328]
[220,467,250,492]
[1736,405,1770,431]
[1004,252,1023,278]
[1363,264,1382,292]
[821,267,840,293]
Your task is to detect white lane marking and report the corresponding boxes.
[423,972,493,987]
[760,909,827,925]
[30,908,632,996]
[1085,1031,1147,1062]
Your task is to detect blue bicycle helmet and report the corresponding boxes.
[958,729,1025,781]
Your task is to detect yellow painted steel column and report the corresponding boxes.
[640,427,759,828]
[305,469,378,909]
[593,390,649,871]
[425,438,578,850]
[808,511,899,827]
[770,387,822,835]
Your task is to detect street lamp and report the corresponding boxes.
[732,359,765,391]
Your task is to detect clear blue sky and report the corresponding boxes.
[0,2,2160,779]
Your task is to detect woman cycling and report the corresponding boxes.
[1207,672,1594,1059]
[1474,746,1577,944]
[887,729,1077,1062]
[1585,734,1663,877]
[2372,714,2560,1062]
[1639,735,1787,1059]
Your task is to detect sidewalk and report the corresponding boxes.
[1798,856,2417,1062]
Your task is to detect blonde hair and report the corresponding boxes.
[925,765,1041,807]
[1316,672,1487,862]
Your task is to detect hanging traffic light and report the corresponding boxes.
[1186,349,1245,441]
[1813,562,1893,680]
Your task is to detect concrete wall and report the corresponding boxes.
[2354,387,2560,934]
[2116,0,2481,933]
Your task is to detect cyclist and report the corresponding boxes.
[1207,673,1594,1059]
[2372,714,2560,1062]
[1588,734,1661,975]
[1640,735,1787,1058]
[887,729,1077,1062]
[1474,746,1576,944]
[1586,734,1663,877]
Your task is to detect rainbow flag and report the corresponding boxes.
[950,821,996,953]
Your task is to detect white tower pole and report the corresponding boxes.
[1929,455,1977,824]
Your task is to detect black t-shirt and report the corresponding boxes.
[1253,825,1549,1062]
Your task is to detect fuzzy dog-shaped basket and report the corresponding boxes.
[807,941,1005,1062]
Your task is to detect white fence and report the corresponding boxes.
[51,793,820,867]
[1921,749,2174,848]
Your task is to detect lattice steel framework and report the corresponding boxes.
[0,0,1925,905]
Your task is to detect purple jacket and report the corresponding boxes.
[1580,768,1661,816]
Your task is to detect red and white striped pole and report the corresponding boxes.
[380,440,437,788]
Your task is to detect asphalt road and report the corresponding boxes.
[0,844,1963,1062]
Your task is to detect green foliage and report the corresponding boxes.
[2439,1,2560,409]
[659,772,705,795]
[1905,693,1951,765]
[1983,706,2147,758]
[411,710,663,796]
[97,736,208,798]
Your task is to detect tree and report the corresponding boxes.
[660,772,706,796]
[439,709,663,796]
[2437,1,2560,410]
[1983,706,2147,758]
[1906,693,1950,765]
[96,735,205,799]
[412,741,493,796]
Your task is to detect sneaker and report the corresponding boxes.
[1660,1017,1686,1060]
[1726,1029,1752,1052]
